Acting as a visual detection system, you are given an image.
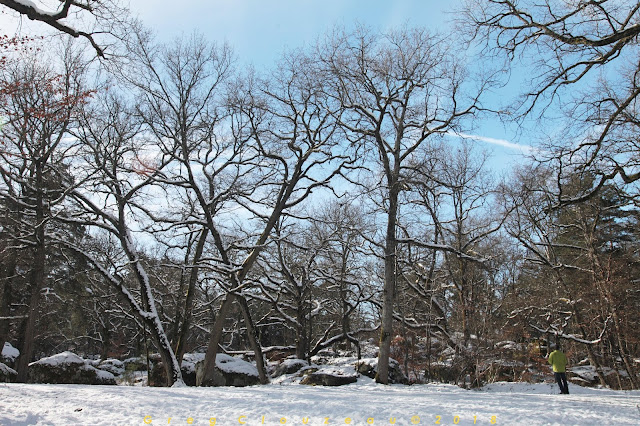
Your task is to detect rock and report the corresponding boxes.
[147,362,164,386]
[355,357,409,384]
[300,370,357,386]
[123,356,148,372]
[96,358,125,377]
[298,367,318,377]
[28,351,116,385]
[0,362,17,383]
[273,358,309,377]
[180,361,197,387]
[148,360,198,387]
[195,354,261,387]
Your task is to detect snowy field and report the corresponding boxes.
[1,380,639,426]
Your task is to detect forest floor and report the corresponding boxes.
[1,378,639,425]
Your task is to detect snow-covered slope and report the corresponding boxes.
[1,380,638,425]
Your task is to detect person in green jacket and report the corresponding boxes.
[548,345,569,394]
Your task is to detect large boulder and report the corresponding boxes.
[355,357,409,384]
[28,351,116,385]
[273,358,309,377]
[0,362,17,383]
[300,368,357,386]
[123,356,148,372]
[195,353,261,387]
[148,361,197,387]
[94,358,125,377]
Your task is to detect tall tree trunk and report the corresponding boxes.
[0,249,17,356]
[377,180,399,384]
[235,294,269,384]
[16,164,46,383]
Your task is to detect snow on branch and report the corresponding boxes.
[1,0,106,56]
[530,316,611,346]
[396,237,488,264]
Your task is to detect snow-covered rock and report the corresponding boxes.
[123,356,148,372]
[355,357,409,384]
[96,358,125,376]
[495,341,524,351]
[569,365,625,387]
[273,358,308,377]
[28,351,116,385]
[195,353,261,387]
[0,361,17,382]
[149,360,197,387]
[300,368,357,386]
[298,362,359,386]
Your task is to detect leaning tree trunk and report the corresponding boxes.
[122,227,184,387]
[175,229,208,364]
[198,294,234,386]
[198,293,269,385]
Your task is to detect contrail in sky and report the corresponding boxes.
[447,131,537,154]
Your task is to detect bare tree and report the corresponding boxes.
[118,30,236,370]
[115,30,269,384]
[253,202,375,361]
[497,165,640,388]
[319,27,488,383]
[117,29,353,385]
[196,48,354,385]
[461,0,640,203]
[60,93,186,386]
[0,49,90,381]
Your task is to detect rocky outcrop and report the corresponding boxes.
[95,358,125,377]
[300,369,357,386]
[355,357,409,384]
[148,361,197,387]
[123,356,148,372]
[28,352,116,385]
[195,354,261,387]
[273,358,309,377]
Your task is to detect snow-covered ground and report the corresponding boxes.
[1,379,639,425]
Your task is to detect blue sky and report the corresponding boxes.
[131,0,455,68]
[131,0,533,171]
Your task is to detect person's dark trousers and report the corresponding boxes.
[554,372,569,394]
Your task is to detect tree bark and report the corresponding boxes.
[0,249,17,356]
[235,294,269,384]
[16,167,46,382]
[377,180,399,384]
[198,294,234,386]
